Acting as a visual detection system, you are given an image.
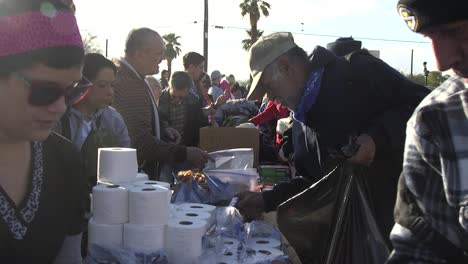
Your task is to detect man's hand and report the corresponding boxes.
[236,191,265,222]
[165,127,181,144]
[186,147,214,168]
[348,134,376,166]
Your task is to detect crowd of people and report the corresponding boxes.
[0,0,467,263]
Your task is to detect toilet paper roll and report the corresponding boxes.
[92,184,129,224]
[133,180,171,203]
[221,237,241,251]
[136,173,149,181]
[245,237,281,249]
[166,219,207,263]
[248,248,284,262]
[179,203,216,214]
[88,218,123,248]
[123,223,165,253]
[98,148,137,184]
[129,186,170,226]
[175,211,213,228]
[217,250,238,264]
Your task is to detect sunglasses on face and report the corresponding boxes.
[15,72,93,106]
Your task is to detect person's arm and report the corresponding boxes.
[262,177,312,212]
[109,108,131,148]
[351,54,430,157]
[113,79,186,163]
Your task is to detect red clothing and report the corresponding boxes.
[219,79,232,99]
[250,100,289,146]
[250,100,289,126]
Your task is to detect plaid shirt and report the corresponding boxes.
[169,98,187,140]
[389,76,468,263]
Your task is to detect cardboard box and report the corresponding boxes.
[199,127,259,167]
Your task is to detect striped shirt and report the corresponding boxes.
[389,76,468,263]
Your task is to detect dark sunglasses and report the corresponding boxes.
[15,72,93,106]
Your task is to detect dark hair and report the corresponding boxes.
[170,71,192,91]
[125,28,159,55]
[231,82,241,93]
[183,52,205,69]
[161,69,168,75]
[0,0,83,78]
[199,73,212,88]
[82,53,117,81]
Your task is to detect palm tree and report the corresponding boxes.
[242,29,264,51]
[240,0,270,50]
[162,33,182,77]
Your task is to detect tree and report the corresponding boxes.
[242,29,264,51]
[82,32,102,54]
[405,71,450,89]
[163,33,182,77]
[240,0,271,50]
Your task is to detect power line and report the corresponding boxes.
[211,24,430,44]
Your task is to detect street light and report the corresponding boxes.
[423,61,430,86]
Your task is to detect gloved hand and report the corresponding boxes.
[164,127,181,144]
[236,191,265,222]
[186,147,214,168]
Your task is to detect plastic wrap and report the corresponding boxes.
[171,176,209,204]
[87,244,168,264]
[214,206,244,239]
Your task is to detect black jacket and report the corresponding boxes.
[263,47,430,242]
[158,89,209,147]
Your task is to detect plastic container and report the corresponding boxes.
[204,169,259,192]
[205,148,254,170]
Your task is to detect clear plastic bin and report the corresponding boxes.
[204,169,259,192]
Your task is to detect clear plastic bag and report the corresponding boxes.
[243,221,281,247]
[205,148,254,170]
[215,206,244,240]
[87,243,169,264]
[87,243,137,264]
[170,176,209,204]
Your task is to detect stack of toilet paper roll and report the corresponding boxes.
[166,203,216,262]
[243,236,285,263]
[89,147,172,254]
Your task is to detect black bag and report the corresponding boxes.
[277,163,389,264]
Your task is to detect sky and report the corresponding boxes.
[74,0,438,81]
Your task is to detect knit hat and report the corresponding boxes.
[397,0,468,32]
[326,37,362,56]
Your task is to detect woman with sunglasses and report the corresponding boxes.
[0,0,89,262]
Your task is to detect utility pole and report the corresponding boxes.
[105,39,108,58]
[423,61,430,85]
[203,0,208,71]
[410,49,414,78]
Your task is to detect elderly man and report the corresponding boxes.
[113,28,211,180]
[388,1,468,263]
[236,32,429,244]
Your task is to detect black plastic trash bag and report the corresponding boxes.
[277,164,389,264]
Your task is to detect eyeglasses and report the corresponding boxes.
[15,72,93,106]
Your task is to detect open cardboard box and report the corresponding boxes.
[199,127,259,167]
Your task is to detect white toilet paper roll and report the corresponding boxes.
[175,211,213,227]
[136,173,149,181]
[88,218,123,248]
[123,223,165,253]
[179,203,216,214]
[166,219,207,263]
[221,237,241,251]
[129,186,170,226]
[92,184,129,224]
[245,237,281,249]
[133,180,171,203]
[217,250,238,264]
[248,247,284,262]
[98,148,137,184]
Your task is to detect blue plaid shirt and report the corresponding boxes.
[389,76,468,263]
